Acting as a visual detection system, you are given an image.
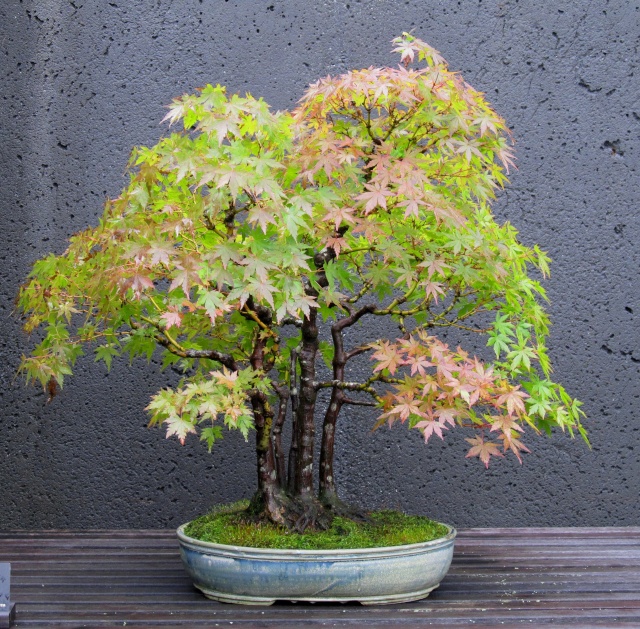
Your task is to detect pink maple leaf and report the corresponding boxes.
[415,418,447,443]
[355,182,394,214]
[160,310,182,330]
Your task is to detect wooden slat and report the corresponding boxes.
[0,528,638,627]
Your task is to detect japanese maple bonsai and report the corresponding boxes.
[18,34,586,534]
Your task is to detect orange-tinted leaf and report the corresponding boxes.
[465,436,503,468]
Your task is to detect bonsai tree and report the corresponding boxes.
[18,34,586,531]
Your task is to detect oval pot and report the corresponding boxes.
[177,522,456,605]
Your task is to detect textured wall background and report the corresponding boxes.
[1,0,638,529]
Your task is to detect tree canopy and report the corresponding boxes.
[18,34,586,527]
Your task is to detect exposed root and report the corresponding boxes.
[247,490,333,533]
[290,496,332,533]
[320,492,373,524]
[246,487,291,528]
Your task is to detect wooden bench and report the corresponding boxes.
[1,527,639,627]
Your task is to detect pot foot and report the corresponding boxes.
[197,586,276,606]
[359,583,440,605]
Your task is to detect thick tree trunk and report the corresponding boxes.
[247,334,284,523]
[271,386,288,486]
[293,309,319,498]
[319,320,349,510]
[319,320,345,503]
[319,391,342,503]
[249,392,289,526]
[319,305,375,519]
[286,345,299,493]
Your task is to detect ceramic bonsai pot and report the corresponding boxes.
[177,523,456,605]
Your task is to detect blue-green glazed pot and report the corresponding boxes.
[177,523,456,605]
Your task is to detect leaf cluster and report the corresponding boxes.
[17,33,586,466]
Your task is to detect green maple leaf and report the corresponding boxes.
[94,344,120,371]
[200,426,224,452]
[215,166,249,199]
[213,242,243,269]
[240,256,277,283]
[197,290,228,321]
[282,206,309,241]
[247,279,277,308]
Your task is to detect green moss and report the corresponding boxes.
[184,501,450,550]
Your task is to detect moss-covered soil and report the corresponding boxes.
[183,502,450,550]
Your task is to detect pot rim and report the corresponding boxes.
[177,521,456,557]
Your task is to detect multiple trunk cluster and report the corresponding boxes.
[246,248,377,531]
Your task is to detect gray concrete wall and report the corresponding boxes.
[1,0,638,528]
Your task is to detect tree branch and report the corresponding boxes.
[335,303,376,331]
[345,280,372,304]
[372,281,419,316]
[130,319,238,370]
[344,343,373,361]
[315,373,402,391]
[280,315,303,328]
[429,321,491,333]
[342,397,377,407]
